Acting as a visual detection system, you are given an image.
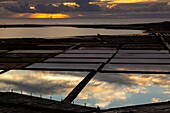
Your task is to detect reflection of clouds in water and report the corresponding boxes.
[127,74,170,95]
[113,65,170,72]
[95,73,170,90]
[0,70,85,95]
[92,73,133,86]
[78,80,127,107]
[124,87,148,94]
[0,70,169,108]
[152,98,161,103]
[78,73,170,108]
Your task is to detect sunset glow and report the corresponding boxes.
[11,13,71,18]
[52,3,61,7]
[106,3,118,9]
[63,2,80,8]
[29,6,36,10]
[168,2,170,6]
[30,13,70,18]
[100,0,157,3]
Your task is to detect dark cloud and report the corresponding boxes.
[107,2,170,12]
[0,71,85,95]
[0,78,70,94]
[94,73,170,87]
[76,0,100,11]
[0,0,17,2]
[94,73,134,86]
[5,0,100,13]
[0,70,89,95]
[4,1,170,14]
[1,0,170,18]
[5,3,35,13]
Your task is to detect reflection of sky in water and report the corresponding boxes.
[0,70,88,101]
[76,73,170,109]
[1,70,170,109]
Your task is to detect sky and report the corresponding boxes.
[0,0,170,18]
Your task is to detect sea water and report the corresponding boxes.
[0,18,169,39]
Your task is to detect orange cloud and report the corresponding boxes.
[168,2,170,6]
[106,3,118,9]
[10,13,71,18]
[100,0,157,3]
[63,2,80,8]
[29,6,36,10]
[152,98,161,103]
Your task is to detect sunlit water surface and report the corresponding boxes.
[1,18,169,39]
[1,18,169,25]
[0,27,143,39]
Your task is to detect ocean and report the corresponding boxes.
[0,18,169,38]
[0,18,169,25]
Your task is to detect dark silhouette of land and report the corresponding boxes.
[0,21,170,32]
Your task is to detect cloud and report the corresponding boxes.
[78,72,170,108]
[97,0,170,3]
[0,70,86,95]
[4,0,101,13]
[0,70,169,108]
[77,72,169,108]
[3,0,170,18]
[78,80,127,107]
[95,73,170,88]
[0,0,17,2]
[93,73,134,86]
[0,0,169,18]
[152,98,161,103]
[107,2,170,12]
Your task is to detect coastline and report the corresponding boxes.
[0,21,170,33]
